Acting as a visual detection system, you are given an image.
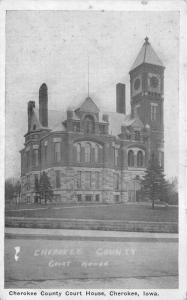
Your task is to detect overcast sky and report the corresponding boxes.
[5,10,179,179]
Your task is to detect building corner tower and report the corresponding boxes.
[129,37,165,168]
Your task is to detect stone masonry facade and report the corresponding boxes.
[20,37,165,204]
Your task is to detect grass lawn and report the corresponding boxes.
[5,203,178,223]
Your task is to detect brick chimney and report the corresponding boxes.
[27,101,35,132]
[116,83,126,114]
[39,83,48,127]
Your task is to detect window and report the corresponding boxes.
[55,170,61,188]
[114,173,119,190]
[76,143,81,162]
[114,195,120,203]
[134,105,140,117]
[159,151,164,168]
[137,151,143,167]
[85,171,91,189]
[84,115,94,134]
[76,171,81,188]
[54,194,61,202]
[33,149,39,167]
[114,148,118,166]
[85,143,91,163]
[27,175,30,191]
[95,194,100,202]
[95,171,100,189]
[128,150,134,167]
[134,131,140,141]
[26,196,31,204]
[44,145,48,161]
[33,124,36,130]
[77,194,82,202]
[26,152,30,168]
[85,195,92,201]
[73,123,80,132]
[34,174,39,185]
[151,104,157,121]
[54,142,61,162]
[95,145,99,163]
[100,125,105,134]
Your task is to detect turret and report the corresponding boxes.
[129,37,165,167]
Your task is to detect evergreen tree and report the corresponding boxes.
[34,176,40,203]
[5,179,15,202]
[5,178,21,204]
[39,172,53,204]
[141,153,168,209]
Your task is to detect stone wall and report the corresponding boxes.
[20,166,145,204]
[5,217,178,233]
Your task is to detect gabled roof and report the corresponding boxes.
[130,37,164,71]
[75,97,99,113]
[122,115,144,129]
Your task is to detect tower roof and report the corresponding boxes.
[130,37,164,72]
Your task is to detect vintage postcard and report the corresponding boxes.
[0,0,186,299]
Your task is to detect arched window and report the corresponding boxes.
[76,143,81,162]
[114,148,118,166]
[85,143,91,162]
[84,115,94,134]
[33,149,39,167]
[95,144,99,163]
[128,150,134,167]
[54,142,61,162]
[137,150,143,167]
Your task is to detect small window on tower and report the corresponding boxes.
[33,124,36,130]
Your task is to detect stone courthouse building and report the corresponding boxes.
[20,38,165,203]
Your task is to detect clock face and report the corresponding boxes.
[150,76,159,88]
[134,78,140,90]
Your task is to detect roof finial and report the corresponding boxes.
[145,36,149,44]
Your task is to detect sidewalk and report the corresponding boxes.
[5,275,178,289]
[5,227,178,242]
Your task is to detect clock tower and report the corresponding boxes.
[129,37,165,167]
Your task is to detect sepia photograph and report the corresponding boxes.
[1,2,186,297]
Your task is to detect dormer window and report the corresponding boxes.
[84,115,94,134]
[128,150,134,167]
[73,123,80,132]
[134,131,140,141]
[100,125,105,134]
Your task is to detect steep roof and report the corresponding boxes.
[130,37,164,71]
[30,96,143,136]
[75,97,100,113]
